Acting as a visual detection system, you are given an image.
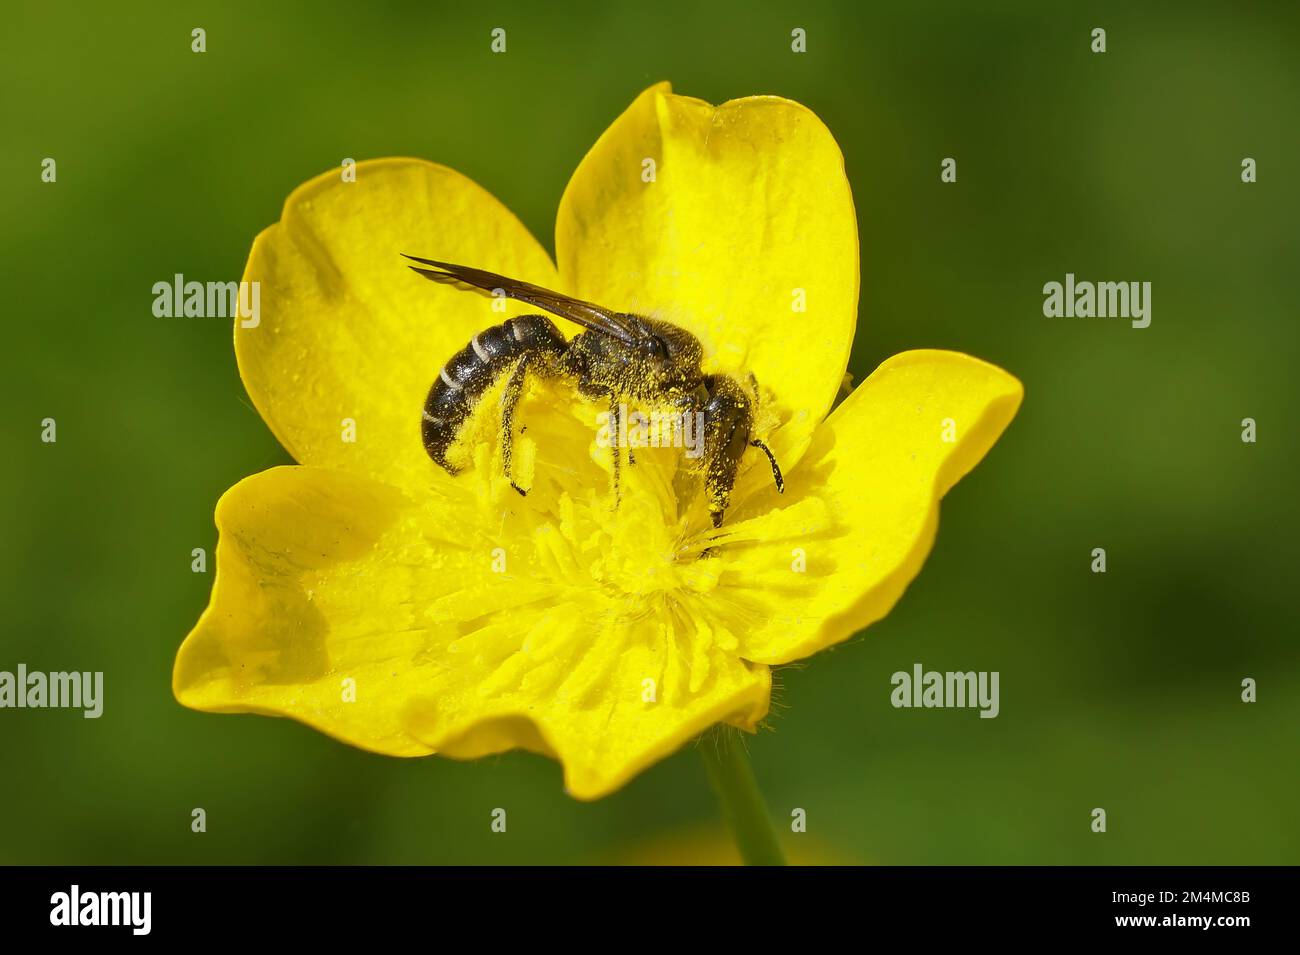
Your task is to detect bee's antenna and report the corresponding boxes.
[750,439,784,493]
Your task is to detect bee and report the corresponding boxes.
[404,255,784,527]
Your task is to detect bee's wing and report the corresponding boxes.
[403,255,639,344]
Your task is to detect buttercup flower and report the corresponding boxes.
[173,82,1022,800]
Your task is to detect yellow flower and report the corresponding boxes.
[173,82,1022,800]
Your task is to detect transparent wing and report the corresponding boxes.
[402,255,640,343]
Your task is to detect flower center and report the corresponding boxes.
[452,387,732,608]
[586,493,705,599]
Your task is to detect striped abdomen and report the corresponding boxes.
[421,314,567,472]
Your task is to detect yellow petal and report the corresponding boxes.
[237,158,558,491]
[175,465,771,799]
[403,605,771,800]
[174,466,436,755]
[721,350,1024,665]
[556,82,859,454]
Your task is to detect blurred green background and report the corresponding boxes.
[3,0,1297,865]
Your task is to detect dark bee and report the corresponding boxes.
[404,255,784,527]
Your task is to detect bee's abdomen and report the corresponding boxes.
[422,315,566,472]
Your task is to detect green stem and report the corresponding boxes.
[699,728,787,866]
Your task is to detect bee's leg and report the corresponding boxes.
[608,396,622,507]
[500,356,532,496]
